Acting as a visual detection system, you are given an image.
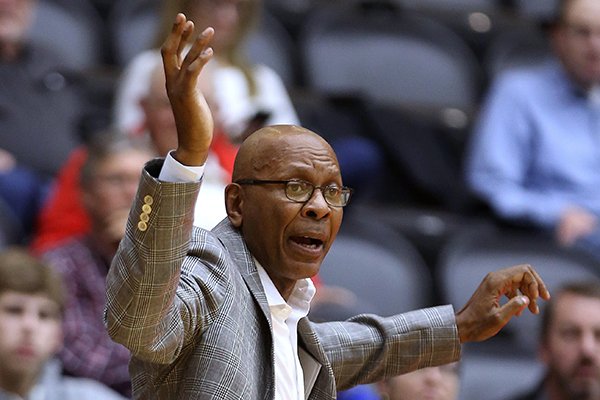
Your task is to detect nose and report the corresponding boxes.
[579,330,599,357]
[422,367,444,383]
[20,311,40,333]
[590,33,600,50]
[301,188,331,220]
[215,2,241,27]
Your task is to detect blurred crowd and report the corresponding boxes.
[1,0,600,399]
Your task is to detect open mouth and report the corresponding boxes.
[290,236,324,250]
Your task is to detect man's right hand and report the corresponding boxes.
[161,13,215,167]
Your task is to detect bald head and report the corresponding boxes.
[232,125,339,181]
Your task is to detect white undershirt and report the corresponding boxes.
[256,262,315,400]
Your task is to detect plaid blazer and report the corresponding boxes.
[105,160,461,399]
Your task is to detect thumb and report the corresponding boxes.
[499,296,530,321]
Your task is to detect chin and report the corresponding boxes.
[294,262,321,280]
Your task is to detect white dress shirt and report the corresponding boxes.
[256,262,315,400]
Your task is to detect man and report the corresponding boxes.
[41,132,155,397]
[0,247,124,399]
[376,362,461,400]
[508,281,600,400]
[0,0,84,178]
[0,0,86,237]
[105,15,550,399]
[466,0,600,260]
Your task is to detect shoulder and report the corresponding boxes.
[190,222,246,265]
[492,61,560,94]
[39,360,125,399]
[40,236,91,265]
[506,383,545,400]
[252,64,284,80]
[54,376,126,400]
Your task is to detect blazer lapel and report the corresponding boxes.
[298,318,334,398]
[213,220,272,322]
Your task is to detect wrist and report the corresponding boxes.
[172,148,208,166]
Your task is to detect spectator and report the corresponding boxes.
[31,53,232,254]
[39,132,155,397]
[507,281,600,400]
[0,247,124,399]
[0,0,86,178]
[466,0,600,261]
[114,0,299,143]
[105,18,550,399]
[115,0,387,201]
[377,362,461,400]
[0,0,88,237]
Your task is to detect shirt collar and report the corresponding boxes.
[254,258,315,319]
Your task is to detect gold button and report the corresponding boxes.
[140,213,149,223]
[143,195,154,205]
[142,204,152,214]
[137,221,148,231]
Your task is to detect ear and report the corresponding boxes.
[225,183,243,228]
[375,379,390,399]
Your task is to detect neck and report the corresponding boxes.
[0,369,37,398]
[88,230,119,264]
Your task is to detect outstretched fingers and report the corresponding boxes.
[513,265,550,314]
[500,264,550,315]
[497,293,530,322]
[181,27,215,74]
[177,22,195,61]
[162,13,190,77]
[161,14,214,82]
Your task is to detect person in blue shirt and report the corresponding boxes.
[466,0,600,261]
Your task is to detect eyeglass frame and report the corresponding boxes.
[234,179,353,207]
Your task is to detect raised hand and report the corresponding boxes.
[161,13,215,166]
[455,264,551,343]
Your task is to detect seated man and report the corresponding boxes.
[0,0,88,237]
[40,132,155,397]
[508,281,600,400]
[466,0,600,261]
[105,15,550,399]
[0,247,124,399]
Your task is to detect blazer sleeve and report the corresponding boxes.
[105,159,211,364]
[309,305,461,390]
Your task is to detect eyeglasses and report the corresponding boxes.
[235,179,353,207]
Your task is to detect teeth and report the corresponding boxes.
[294,236,321,248]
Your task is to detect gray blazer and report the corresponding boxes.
[105,160,461,399]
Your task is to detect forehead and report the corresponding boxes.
[0,291,57,309]
[251,132,340,179]
[563,0,600,23]
[94,148,150,170]
[551,293,600,325]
